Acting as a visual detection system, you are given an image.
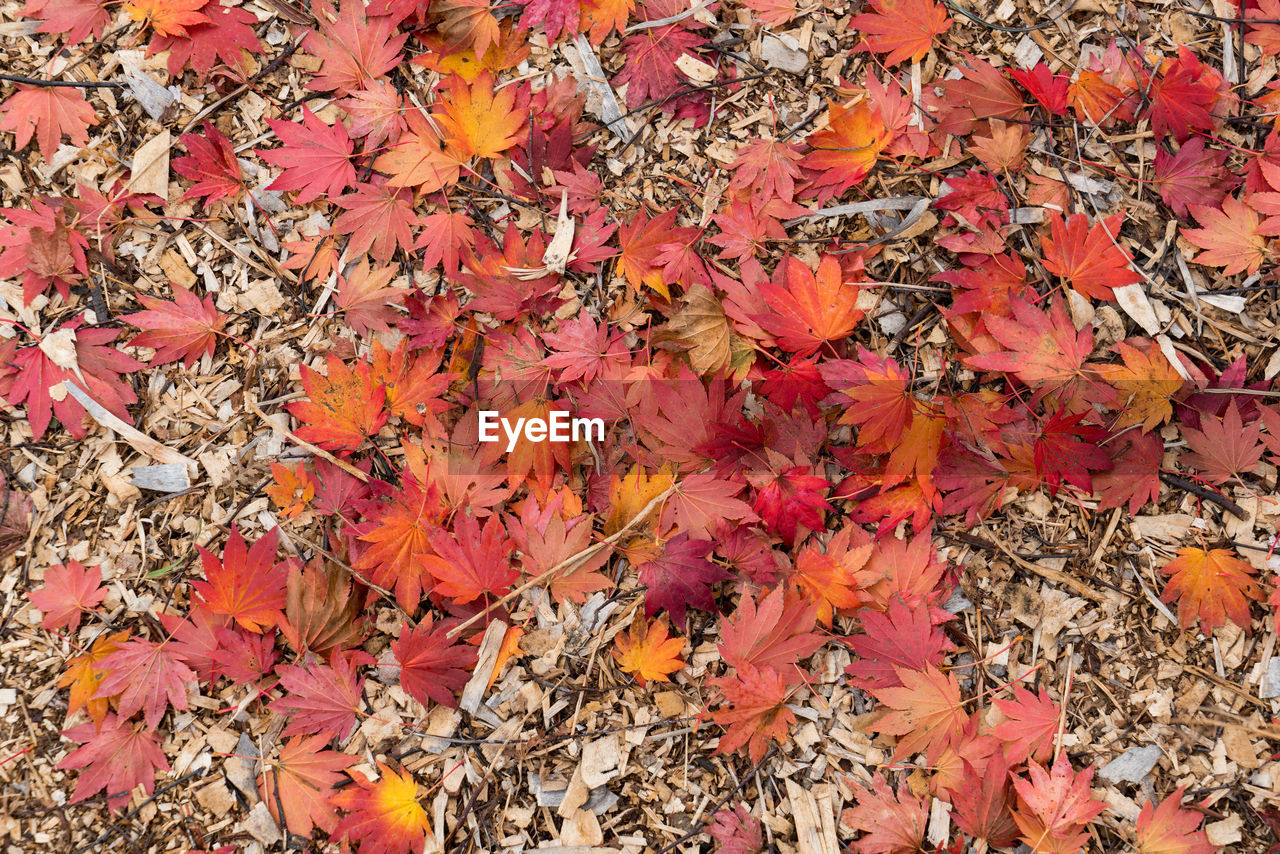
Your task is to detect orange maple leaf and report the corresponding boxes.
[259,735,355,837]
[801,100,891,200]
[266,462,315,519]
[355,473,446,612]
[59,630,129,725]
[433,0,501,58]
[1096,339,1184,433]
[192,526,287,633]
[330,763,431,854]
[758,254,864,356]
[1184,195,1280,276]
[1160,546,1263,633]
[870,664,967,760]
[711,664,796,763]
[792,530,873,625]
[1135,787,1215,854]
[434,71,527,161]
[374,109,463,192]
[287,354,388,453]
[1010,755,1106,854]
[613,615,686,686]
[850,0,951,66]
[124,0,208,37]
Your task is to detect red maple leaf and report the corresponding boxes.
[849,0,951,66]
[23,0,111,44]
[1010,755,1106,853]
[332,181,419,263]
[6,316,143,441]
[1039,211,1141,301]
[1146,46,1219,142]
[870,664,967,760]
[122,284,226,367]
[515,0,578,41]
[841,774,929,854]
[95,637,197,728]
[391,616,477,708]
[950,752,1020,847]
[28,561,105,632]
[1185,195,1280,276]
[0,85,98,162]
[965,295,1095,405]
[147,0,261,78]
[1180,400,1264,484]
[992,686,1060,765]
[271,650,373,740]
[57,714,170,812]
[1160,546,1263,633]
[173,122,244,206]
[613,0,706,109]
[660,472,758,539]
[1032,408,1113,494]
[710,664,796,763]
[925,57,1026,138]
[717,585,823,680]
[260,107,357,204]
[287,354,388,453]
[192,526,287,633]
[844,597,954,691]
[1093,431,1163,515]
[423,512,518,606]
[635,533,731,622]
[756,255,864,357]
[800,100,892,202]
[329,763,431,854]
[335,258,409,337]
[354,473,445,611]
[729,137,804,204]
[1135,788,1215,854]
[707,804,765,854]
[749,466,830,546]
[1009,62,1070,115]
[505,496,612,604]
[1154,137,1233,218]
[416,209,478,276]
[304,0,407,95]
[259,735,356,837]
[616,209,687,298]
[160,604,226,684]
[0,197,90,305]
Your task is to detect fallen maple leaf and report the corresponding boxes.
[850,0,951,67]
[793,532,873,625]
[147,0,261,78]
[802,100,891,202]
[331,181,419,262]
[192,526,287,633]
[259,734,356,837]
[749,465,830,546]
[1184,195,1280,276]
[756,255,864,357]
[1154,138,1233,219]
[23,0,112,45]
[613,614,686,686]
[841,774,928,854]
[123,284,226,368]
[330,763,431,854]
[1135,787,1214,854]
[718,585,823,680]
[279,559,366,657]
[423,512,518,605]
[729,137,804,204]
[844,597,954,691]
[635,532,730,622]
[1179,400,1264,484]
[1097,339,1184,433]
[173,122,244,207]
[1094,431,1163,515]
[0,197,90,306]
[58,714,170,812]
[0,85,98,162]
[1146,46,1220,143]
[1010,754,1106,854]
[392,615,477,707]
[1039,211,1141,301]
[434,71,527,161]
[1160,546,1263,633]
[870,664,966,760]
[992,686,1060,765]
[260,107,357,204]
[304,0,407,94]
[711,663,796,763]
[272,650,372,740]
[616,209,685,298]
[951,752,1020,848]
[354,474,446,612]
[28,560,105,632]
[287,354,388,453]
[613,0,707,109]
[965,295,1094,406]
[707,803,765,854]
[94,637,196,728]
[335,258,409,337]
[124,0,208,36]
[59,630,128,725]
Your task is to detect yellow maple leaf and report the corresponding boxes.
[1096,339,1185,433]
[613,615,685,686]
[59,630,129,724]
[433,71,527,162]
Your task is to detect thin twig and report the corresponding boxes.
[0,73,124,89]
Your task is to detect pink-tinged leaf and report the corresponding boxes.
[992,686,1060,764]
[843,597,953,691]
[613,0,707,109]
[259,734,356,837]
[23,0,112,45]
[1135,787,1215,854]
[94,637,197,729]
[1184,195,1280,276]
[173,122,244,206]
[515,0,578,40]
[0,85,98,163]
[148,0,262,79]
[261,106,357,204]
[332,182,419,263]
[1153,137,1233,219]
[58,714,170,812]
[271,650,373,740]
[660,471,759,538]
[122,284,226,367]
[841,774,929,854]
[27,561,105,632]
[391,615,477,708]
[303,0,407,95]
